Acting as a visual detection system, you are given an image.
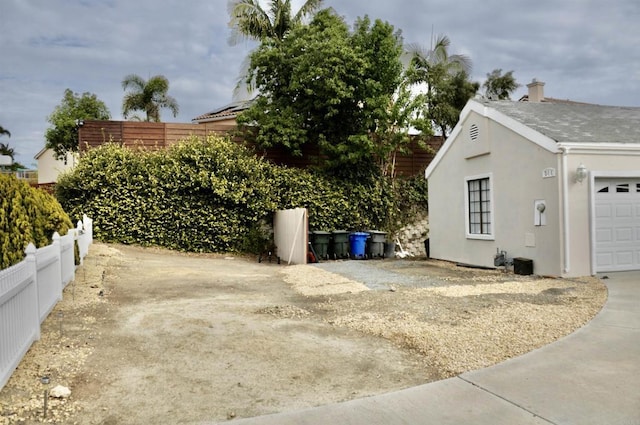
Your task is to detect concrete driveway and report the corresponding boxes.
[212,271,640,425]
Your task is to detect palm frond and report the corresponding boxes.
[227,0,272,44]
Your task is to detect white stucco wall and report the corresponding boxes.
[36,149,76,184]
[427,110,564,276]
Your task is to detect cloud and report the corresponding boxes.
[1,0,639,166]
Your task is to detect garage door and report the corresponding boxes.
[595,178,640,272]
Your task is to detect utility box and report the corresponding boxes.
[513,257,533,275]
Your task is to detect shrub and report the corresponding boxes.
[0,174,73,269]
[56,135,421,253]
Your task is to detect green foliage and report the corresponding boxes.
[56,136,405,253]
[384,173,430,237]
[0,174,73,269]
[45,89,111,160]
[238,10,405,170]
[483,69,519,100]
[406,35,479,137]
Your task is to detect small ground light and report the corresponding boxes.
[57,311,64,338]
[40,376,50,418]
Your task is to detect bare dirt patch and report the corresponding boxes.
[0,243,606,424]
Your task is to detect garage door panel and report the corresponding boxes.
[615,227,634,242]
[596,228,612,243]
[615,204,633,218]
[616,251,633,266]
[596,252,613,268]
[595,204,612,218]
[595,178,640,272]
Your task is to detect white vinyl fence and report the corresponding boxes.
[0,215,93,391]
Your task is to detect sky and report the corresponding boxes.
[2,0,639,168]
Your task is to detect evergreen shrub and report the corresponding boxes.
[0,174,73,269]
[56,135,400,253]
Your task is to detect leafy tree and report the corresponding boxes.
[483,68,519,100]
[121,74,179,122]
[0,126,10,137]
[423,66,479,137]
[372,75,432,180]
[238,10,406,171]
[45,89,111,159]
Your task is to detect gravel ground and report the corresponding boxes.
[0,244,607,424]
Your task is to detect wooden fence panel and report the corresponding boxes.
[79,120,123,151]
[78,120,444,176]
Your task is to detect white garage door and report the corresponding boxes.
[595,179,640,272]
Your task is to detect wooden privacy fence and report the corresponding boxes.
[78,120,444,177]
[0,215,93,391]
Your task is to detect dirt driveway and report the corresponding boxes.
[0,243,606,424]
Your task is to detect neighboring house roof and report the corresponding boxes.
[489,100,640,145]
[34,147,50,160]
[192,99,254,123]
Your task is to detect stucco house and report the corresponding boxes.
[425,80,640,277]
[35,147,77,184]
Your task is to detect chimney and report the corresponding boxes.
[527,78,545,102]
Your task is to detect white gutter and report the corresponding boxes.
[560,146,570,274]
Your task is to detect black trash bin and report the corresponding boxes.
[367,230,387,259]
[331,230,349,259]
[311,231,331,260]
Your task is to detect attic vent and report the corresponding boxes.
[469,124,479,141]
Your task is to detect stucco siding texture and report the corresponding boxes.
[428,111,562,276]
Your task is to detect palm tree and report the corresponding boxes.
[227,0,324,97]
[0,125,13,162]
[405,34,472,89]
[0,142,15,159]
[404,34,475,137]
[121,74,179,122]
[227,0,324,44]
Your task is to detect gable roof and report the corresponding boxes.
[489,100,640,145]
[425,99,640,179]
[192,98,254,123]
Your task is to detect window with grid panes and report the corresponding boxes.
[468,178,491,235]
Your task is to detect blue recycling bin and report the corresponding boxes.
[349,232,369,260]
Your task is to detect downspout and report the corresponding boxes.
[560,147,570,274]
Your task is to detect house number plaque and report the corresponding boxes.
[542,168,556,178]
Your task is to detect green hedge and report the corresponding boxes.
[0,174,73,269]
[56,135,416,253]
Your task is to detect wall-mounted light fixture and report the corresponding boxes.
[575,163,587,183]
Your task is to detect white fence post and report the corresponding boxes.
[76,220,87,264]
[83,214,93,244]
[52,232,63,300]
[24,243,41,341]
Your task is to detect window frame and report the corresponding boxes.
[464,173,495,240]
